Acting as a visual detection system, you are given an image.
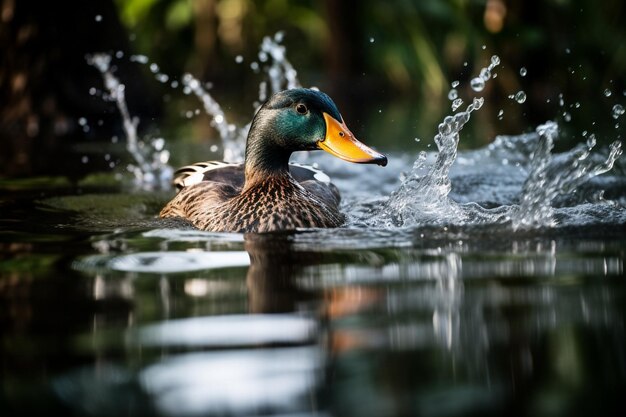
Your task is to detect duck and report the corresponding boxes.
[159,88,387,233]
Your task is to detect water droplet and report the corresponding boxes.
[612,104,625,119]
[563,111,572,122]
[463,62,468,67]
[451,98,463,111]
[447,89,458,100]
[574,102,580,108]
[490,55,500,66]
[586,134,596,148]
[519,67,527,77]
[497,109,504,120]
[235,55,244,63]
[149,63,159,73]
[481,44,487,50]
[414,137,421,143]
[81,156,89,164]
[378,109,382,113]
[369,37,375,43]
[115,50,124,59]
[250,62,259,72]
[565,48,571,54]
[473,97,484,110]
[514,91,526,103]
[604,89,612,97]
[582,130,588,137]
[451,80,460,88]
[210,144,219,152]
[185,110,194,119]
[78,117,87,126]
[95,15,102,22]
[156,73,169,83]
[558,94,565,107]
[470,77,485,92]
[89,87,97,96]
[479,68,491,81]
[214,114,224,124]
[130,54,148,64]
[170,80,179,88]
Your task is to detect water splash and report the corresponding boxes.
[180,32,301,162]
[89,32,301,174]
[372,98,485,227]
[510,122,623,229]
[353,53,623,231]
[89,35,623,231]
[469,55,499,93]
[257,32,301,98]
[87,54,173,188]
[181,73,245,162]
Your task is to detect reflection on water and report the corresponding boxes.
[2,218,623,416]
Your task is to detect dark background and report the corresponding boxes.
[1,0,625,177]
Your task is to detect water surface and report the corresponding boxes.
[1,37,625,417]
[1,136,624,416]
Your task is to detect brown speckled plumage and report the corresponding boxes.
[160,171,344,232]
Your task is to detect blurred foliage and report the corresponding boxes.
[1,0,624,179]
[110,0,625,150]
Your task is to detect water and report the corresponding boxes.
[86,54,173,189]
[1,37,625,417]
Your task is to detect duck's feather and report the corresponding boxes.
[173,161,333,190]
[171,160,340,208]
[160,160,343,232]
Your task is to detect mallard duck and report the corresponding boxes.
[160,88,387,232]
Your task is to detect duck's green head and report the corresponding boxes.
[246,88,387,172]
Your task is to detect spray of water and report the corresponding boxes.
[179,32,300,162]
[87,54,173,188]
[510,122,622,229]
[89,32,300,172]
[180,73,245,162]
[374,97,485,227]
[359,54,623,230]
[89,36,623,230]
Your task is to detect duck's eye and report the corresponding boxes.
[296,103,308,114]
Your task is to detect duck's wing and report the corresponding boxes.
[171,160,341,209]
[289,163,341,209]
[172,161,244,191]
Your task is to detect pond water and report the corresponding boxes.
[1,36,625,417]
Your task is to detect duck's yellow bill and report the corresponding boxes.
[319,112,387,166]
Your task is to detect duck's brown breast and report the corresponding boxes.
[195,176,344,233]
